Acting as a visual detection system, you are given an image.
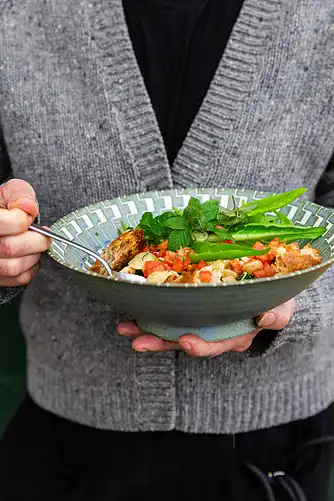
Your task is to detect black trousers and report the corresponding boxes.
[0,395,333,501]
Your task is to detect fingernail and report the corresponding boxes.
[136,347,148,352]
[258,312,276,328]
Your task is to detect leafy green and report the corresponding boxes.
[274,210,292,225]
[231,223,325,243]
[138,212,168,242]
[183,197,219,230]
[163,216,187,230]
[217,198,257,228]
[241,188,307,216]
[239,272,253,281]
[117,220,131,235]
[201,199,220,223]
[209,227,234,241]
[168,228,191,251]
[133,188,322,255]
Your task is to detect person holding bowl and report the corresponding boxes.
[0,1,333,500]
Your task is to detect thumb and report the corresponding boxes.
[256,299,296,330]
[1,179,39,219]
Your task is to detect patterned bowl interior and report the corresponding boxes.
[49,187,334,286]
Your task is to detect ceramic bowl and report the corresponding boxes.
[48,188,334,341]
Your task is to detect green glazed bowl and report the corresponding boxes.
[48,188,334,341]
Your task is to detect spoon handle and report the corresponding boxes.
[29,224,114,278]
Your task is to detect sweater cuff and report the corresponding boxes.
[248,265,334,357]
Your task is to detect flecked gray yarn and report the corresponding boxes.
[0,0,333,433]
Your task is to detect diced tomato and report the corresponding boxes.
[141,246,150,252]
[199,270,213,283]
[253,241,265,250]
[158,240,168,252]
[143,261,170,278]
[253,269,266,278]
[230,259,243,275]
[165,250,177,262]
[183,258,191,269]
[215,225,223,229]
[257,253,271,264]
[263,262,276,277]
[157,240,168,257]
[224,240,233,244]
[196,260,207,270]
[172,259,184,273]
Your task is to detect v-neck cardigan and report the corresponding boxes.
[0,0,334,433]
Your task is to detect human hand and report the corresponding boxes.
[117,299,296,357]
[0,179,50,286]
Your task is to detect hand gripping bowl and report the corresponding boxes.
[48,188,334,342]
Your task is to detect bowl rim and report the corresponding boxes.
[48,187,334,289]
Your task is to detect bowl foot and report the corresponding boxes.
[135,318,257,342]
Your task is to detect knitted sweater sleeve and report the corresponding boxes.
[0,126,25,306]
[250,152,334,356]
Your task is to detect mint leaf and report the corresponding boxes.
[183,197,203,225]
[163,216,188,230]
[139,212,154,228]
[168,228,191,251]
[138,212,168,241]
[201,199,219,223]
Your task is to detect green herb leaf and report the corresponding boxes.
[239,272,253,281]
[241,188,307,216]
[183,197,202,221]
[163,216,188,230]
[201,199,220,222]
[274,210,293,225]
[231,224,325,243]
[168,228,191,251]
[246,214,276,224]
[210,227,234,241]
[138,212,168,241]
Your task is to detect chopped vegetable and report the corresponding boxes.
[128,252,158,270]
[143,261,170,278]
[199,270,213,283]
[91,188,325,284]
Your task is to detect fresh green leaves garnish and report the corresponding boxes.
[231,224,325,243]
[241,188,307,216]
[168,227,191,251]
[133,188,323,259]
[117,220,132,235]
[183,198,219,230]
[239,272,253,281]
[138,210,191,247]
